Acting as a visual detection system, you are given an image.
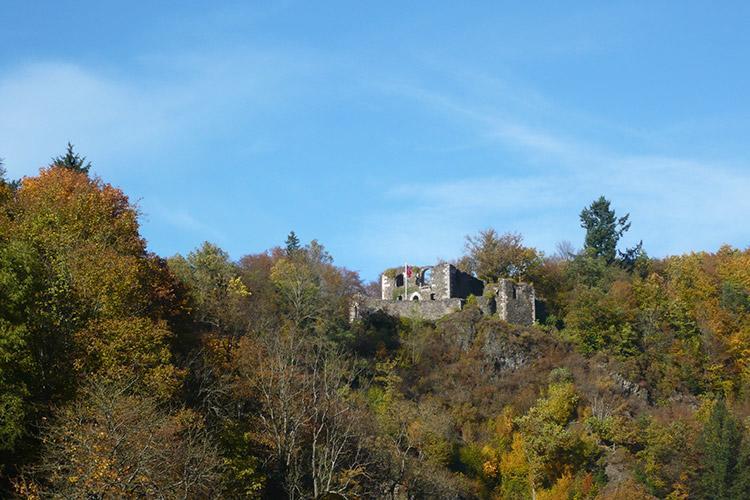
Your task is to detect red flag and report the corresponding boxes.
[406,266,413,278]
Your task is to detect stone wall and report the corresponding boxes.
[372,264,535,325]
[496,279,535,326]
[476,295,496,316]
[430,263,452,299]
[382,266,443,301]
[353,297,463,322]
[450,266,485,299]
[381,273,394,301]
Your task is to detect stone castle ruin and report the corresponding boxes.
[351,263,535,325]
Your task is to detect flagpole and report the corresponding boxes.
[404,262,408,299]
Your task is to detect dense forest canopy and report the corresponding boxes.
[2,148,750,499]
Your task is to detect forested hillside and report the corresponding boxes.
[2,153,750,499]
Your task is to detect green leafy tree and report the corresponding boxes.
[463,229,542,282]
[51,142,91,174]
[0,166,184,483]
[0,240,42,452]
[580,196,630,264]
[515,380,598,492]
[696,399,743,499]
[168,242,250,350]
[730,434,750,499]
[270,257,321,328]
[0,158,19,200]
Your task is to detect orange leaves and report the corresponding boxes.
[4,165,184,397]
[15,167,143,256]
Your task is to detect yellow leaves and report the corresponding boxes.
[11,475,42,499]
[537,471,574,500]
[522,382,579,427]
[15,166,143,256]
[228,275,250,297]
[482,457,499,479]
[491,406,515,445]
[75,317,181,397]
[500,433,529,478]
[5,164,182,396]
[665,473,691,500]
[68,243,147,317]
[406,418,452,466]
[716,246,750,289]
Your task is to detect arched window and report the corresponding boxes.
[430,293,436,300]
[421,268,433,285]
[395,273,404,287]
[412,294,420,301]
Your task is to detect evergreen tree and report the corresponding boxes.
[730,433,750,499]
[579,196,630,264]
[285,230,301,257]
[51,142,91,174]
[696,399,743,499]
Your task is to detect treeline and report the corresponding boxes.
[1,149,750,498]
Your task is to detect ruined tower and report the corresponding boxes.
[352,263,535,325]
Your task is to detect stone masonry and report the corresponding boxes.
[351,263,535,325]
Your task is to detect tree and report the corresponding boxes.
[233,332,374,499]
[579,196,630,264]
[696,399,743,499]
[22,380,221,498]
[463,229,542,282]
[0,240,41,453]
[51,142,91,174]
[0,166,185,486]
[0,159,19,203]
[285,230,301,257]
[270,257,321,328]
[168,242,250,349]
[514,380,599,494]
[730,433,750,499]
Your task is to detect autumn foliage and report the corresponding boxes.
[2,156,750,499]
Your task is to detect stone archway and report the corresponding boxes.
[420,267,433,285]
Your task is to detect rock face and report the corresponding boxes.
[352,263,535,325]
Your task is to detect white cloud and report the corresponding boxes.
[355,83,750,270]
[0,48,318,179]
[0,63,172,175]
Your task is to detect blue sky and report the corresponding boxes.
[2,1,750,280]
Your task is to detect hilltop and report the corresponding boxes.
[1,156,750,498]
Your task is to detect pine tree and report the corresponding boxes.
[579,196,630,264]
[697,399,742,499]
[51,142,91,174]
[730,434,750,499]
[285,231,301,257]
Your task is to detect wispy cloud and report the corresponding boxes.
[0,47,320,178]
[356,79,750,267]
[145,201,227,244]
